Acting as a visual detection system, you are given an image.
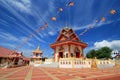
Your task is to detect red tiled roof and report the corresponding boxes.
[22,56,30,61]
[0,46,30,61]
[0,46,14,57]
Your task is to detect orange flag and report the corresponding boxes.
[40,27,44,30]
[68,2,74,6]
[35,30,39,33]
[45,23,48,28]
[51,17,57,21]
[110,9,116,15]
[101,17,106,22]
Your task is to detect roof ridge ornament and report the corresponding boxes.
[36,45,40,51]
[65,23,69,31]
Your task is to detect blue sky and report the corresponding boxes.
[0,0,120,57]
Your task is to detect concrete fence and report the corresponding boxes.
[59,58,115,68]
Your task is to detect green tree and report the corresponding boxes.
[86,49,96,58]
[98,47,112,59]
[86,46,112,59]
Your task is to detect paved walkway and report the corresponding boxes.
[0,66,120,80]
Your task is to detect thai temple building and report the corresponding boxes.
[30,46,43,66]
[29,26,117,68]
[49,26,116,68]
[50,27,88,62]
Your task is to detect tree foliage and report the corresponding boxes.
[86,47,112,59]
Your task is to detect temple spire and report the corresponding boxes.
[66,22,68,28]
[65,23,69,31]
[36,45,40,51]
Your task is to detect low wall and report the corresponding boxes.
[59,58,115,68]
[97,60,115,68]
[59,58,92,68]
[30,60,42,66]
[44,58,54,64]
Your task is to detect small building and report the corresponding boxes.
[111,49,120,59]
[30,46,43,66]
[0,46,30,68]
[50,27,88,62]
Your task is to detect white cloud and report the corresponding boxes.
[0,19,9,26]
[33,35,46,43]
[94,40,120,51]
[0,32,35,48]
[0,32,19,41]
[73,20,113,31]
[0,0,36,34]
[48,31,56,36]
[5,0,31,14]
[18,48,32,57]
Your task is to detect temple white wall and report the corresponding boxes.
[70,45,74,54]
[55,45,68,62]
[54,44,84,62]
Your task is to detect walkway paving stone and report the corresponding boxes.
[0,66,120,80]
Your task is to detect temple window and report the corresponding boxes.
[71,53,73,57]
[36,53,39,57]
[66,53,68,58]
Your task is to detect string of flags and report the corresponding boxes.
[50,1,117,36]
[51,1,74,21]
[15,1,75,51]
[15,22,48,51]
[79,9,117,36]
[51,7,63,21]
[79,26,94,36]
[14,0,118,51]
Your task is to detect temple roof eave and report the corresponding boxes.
[50,41,88,49]
[32,51,43,53]
[31,57,42,59]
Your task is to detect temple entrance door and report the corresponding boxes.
[58,52,63,61]
[76,52,80,58]
[59,52,63,58]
